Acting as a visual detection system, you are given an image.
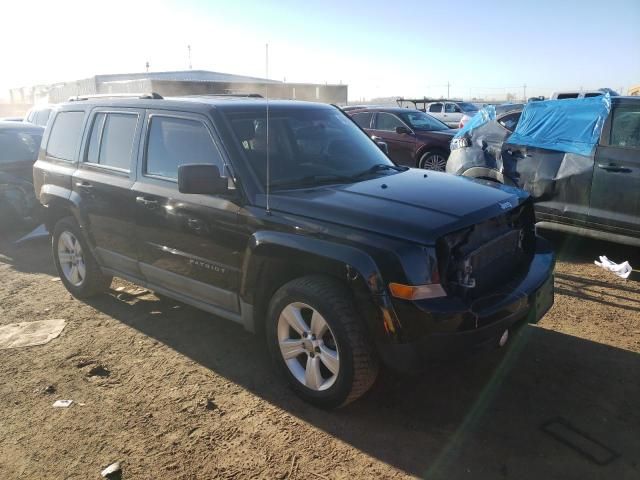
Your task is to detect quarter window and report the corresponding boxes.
[46,111,85,161]
[610,106,640,149]
[145,116,223,180]
[375,113,404,131]
[428,103,443,113]
[86,112,138,170]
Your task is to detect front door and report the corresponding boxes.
[443,103,463,128]
[73,108,143,277]
[133,110,245,315]
[589,103,640,235]
[370,112,416,166]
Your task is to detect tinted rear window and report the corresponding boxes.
[86,112,138,170]
[428,103,443,113]
[46,111,85,161]
[351,112,372,128]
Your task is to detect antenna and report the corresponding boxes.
[265,43,271,215]
[188,45,192,70]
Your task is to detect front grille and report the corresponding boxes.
[437,202,535,299]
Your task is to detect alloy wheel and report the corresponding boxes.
[57,231,86,287]
[421,154,447,171]
[277,302,340,391]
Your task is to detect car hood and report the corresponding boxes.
[262,169,529,245]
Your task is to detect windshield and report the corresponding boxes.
[398,111,449,131]
[225,107,399,189]
[457,102,479,113]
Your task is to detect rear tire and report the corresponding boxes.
[266,275,378,408]
[52,217,112,298]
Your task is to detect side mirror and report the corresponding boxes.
[395,126,412,135]
[376,141,389,154]
[178,164,228,195]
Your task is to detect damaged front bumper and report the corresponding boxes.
[377,236,555,372]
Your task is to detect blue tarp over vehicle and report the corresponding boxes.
[454,95,611,156]
[506,95,611,156]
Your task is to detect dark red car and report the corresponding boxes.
[348,107,456,171]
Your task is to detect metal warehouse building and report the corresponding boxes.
[9,70,348,105]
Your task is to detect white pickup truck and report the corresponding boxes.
[425,101,479,128]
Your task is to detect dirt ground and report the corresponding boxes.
[0,227,638,480]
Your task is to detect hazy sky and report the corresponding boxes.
[2,0,639,101]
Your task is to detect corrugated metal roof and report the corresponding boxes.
[95,70,281,85]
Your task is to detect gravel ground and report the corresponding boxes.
[0,228,638,479]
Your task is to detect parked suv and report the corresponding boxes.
[349,107,455,171]
[447,96,640,246]
[426,101,479,128]
[34,95,554,407]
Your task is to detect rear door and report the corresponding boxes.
[73,108,143,277]
[588,102,640,235]
[133,110,244,315]
[370,112,416,166]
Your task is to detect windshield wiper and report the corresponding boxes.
[271,173,355,190]
[353,163,407,179]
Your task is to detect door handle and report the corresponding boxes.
[136,196,159,207]
[75,181,93,189]
[597,163,631,173]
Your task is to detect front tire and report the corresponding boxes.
[266,275,378,408]
[52,217,112,298]
[418,151,448,171]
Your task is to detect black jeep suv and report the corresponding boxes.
[33,95,554,408]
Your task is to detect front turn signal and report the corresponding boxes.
[388,282,447,300]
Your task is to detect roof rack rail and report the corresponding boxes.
[180,93,263,99]
[68,92,163,102]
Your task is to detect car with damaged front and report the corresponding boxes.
[0,121,44,226]
[447,95,640,247]
[33,95,555,408]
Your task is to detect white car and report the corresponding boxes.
[425,101,479,128]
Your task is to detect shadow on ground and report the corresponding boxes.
[2,229,639,479]
[79,290,639,479]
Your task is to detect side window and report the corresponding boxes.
[351,112,372,129]
[375,113,404,131]
[498,112,522,132]
[35,109,51,127]
[445,103,461,113]
[428,103,443,113]
[145,116,223,180]
[46,111,85,161]
[86,112,138,170]
[610,106,640,149]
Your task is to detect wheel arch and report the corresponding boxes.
[461,166,516,186]
[241,231,399,339]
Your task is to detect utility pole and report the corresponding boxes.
[447,81,450,98]
[145,61,150,73]
[187,45,192,70]
[523,84,527,102]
